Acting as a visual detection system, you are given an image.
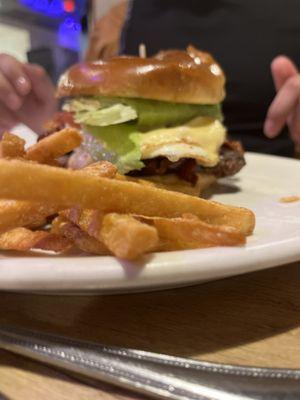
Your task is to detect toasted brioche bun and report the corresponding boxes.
[145,173,216,196]
[119,173,216,197]
[57,46,225,105]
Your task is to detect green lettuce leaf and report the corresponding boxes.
[67,96,222,131]
[118,97,223,130]
[64,98,137,126]
[85,123,144,173]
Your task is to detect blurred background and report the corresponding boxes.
[0,0,120,81]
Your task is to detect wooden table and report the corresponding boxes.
[1,261,300,399]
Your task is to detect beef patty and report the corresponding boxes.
[129,141,245,184]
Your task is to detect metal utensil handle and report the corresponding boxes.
[0,326,300,400]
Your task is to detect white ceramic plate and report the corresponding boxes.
[1,152,300,294]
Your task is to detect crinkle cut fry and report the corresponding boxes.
[0,227,71,252]
[0,159,255,236]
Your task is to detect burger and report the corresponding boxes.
[54,45,245,195]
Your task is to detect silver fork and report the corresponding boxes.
[0,325,300,400]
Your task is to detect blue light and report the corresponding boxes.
[19,0,65,17]
[19,0,85,53]
[58,16,81,51]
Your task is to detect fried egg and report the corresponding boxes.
[134,117,226,167]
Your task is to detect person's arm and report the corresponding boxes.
[264,56,300,144]
[0,54,57,135]
[85,1,128,61]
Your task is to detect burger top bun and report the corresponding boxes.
[57,46,225,105]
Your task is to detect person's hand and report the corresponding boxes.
[0,54,57,135]
[85,1,128,61]
[264,55,300,143]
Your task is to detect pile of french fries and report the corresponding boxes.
[0,129,255,260]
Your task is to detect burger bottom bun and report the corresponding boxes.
[139,173,216,197]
